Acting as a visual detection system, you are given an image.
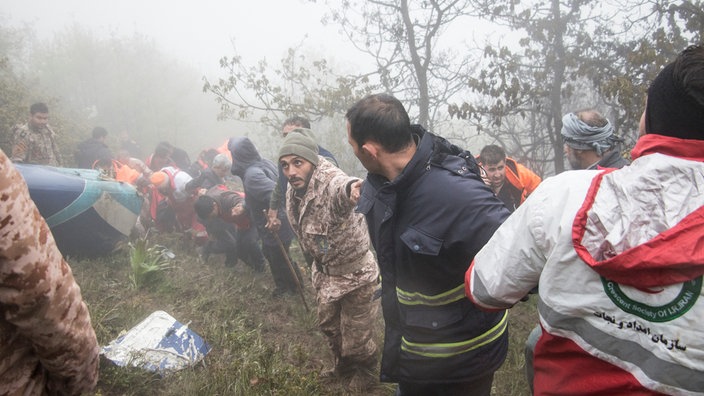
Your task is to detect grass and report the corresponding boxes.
[127,236,174,288]
[69,233,537,395]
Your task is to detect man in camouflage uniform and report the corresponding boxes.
[275,130,380,391]
[11,102,62,166]
[0,148,99,395]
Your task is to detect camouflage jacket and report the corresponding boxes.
[10,123,61,166]
[0,149,99,395]
[285,157,379,303]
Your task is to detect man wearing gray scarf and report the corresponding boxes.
[561,110,629,170]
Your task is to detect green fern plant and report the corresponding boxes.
[128,237,173,288]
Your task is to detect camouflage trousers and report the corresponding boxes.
[317,282,379,371]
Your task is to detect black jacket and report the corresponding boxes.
[592,149,630,169]
[75,138,111,169]
[228,136,294,245]
[357,126,510,384]
[185,168,223,192]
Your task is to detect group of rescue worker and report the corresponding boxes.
[3,44,704,395]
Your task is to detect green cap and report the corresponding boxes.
[278,128,319,166]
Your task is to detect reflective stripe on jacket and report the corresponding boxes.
[469,135,704,395]
[357,126,510,384]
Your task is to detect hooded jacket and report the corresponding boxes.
[356,126,510,384]
[467,134,704,395]
[228,136,293,245]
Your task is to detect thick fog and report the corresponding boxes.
[2,0,346,72]
[1,0,699,177]
[1,0,364,164]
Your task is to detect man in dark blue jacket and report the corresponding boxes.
[229,136,302,297]
[346,93,511,395]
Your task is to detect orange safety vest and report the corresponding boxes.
[92,159,141,185]
[114,161,141,185]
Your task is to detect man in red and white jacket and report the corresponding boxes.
[150,166,206,242]
[467,45,704,395]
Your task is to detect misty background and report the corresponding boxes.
[1,0,701,177]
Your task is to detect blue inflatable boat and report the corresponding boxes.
[15,164,144,257]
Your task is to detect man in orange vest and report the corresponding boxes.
[478,145,542,212]
[150,167,205,242]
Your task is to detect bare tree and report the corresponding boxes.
[318,0,480,129]
[451,0,603,174]
[590,0,701,150]
[205,1,482,132]
[452,0,699,174]
[203,44,376,134]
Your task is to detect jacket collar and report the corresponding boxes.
[573,141,704,287]
[366,126,432,191]
[631,134,704,162]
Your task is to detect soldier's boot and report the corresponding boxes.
[348,356,378,391]
[320,351,353,379]
[320,353,340,378]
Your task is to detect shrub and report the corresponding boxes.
[128,236,174,288]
